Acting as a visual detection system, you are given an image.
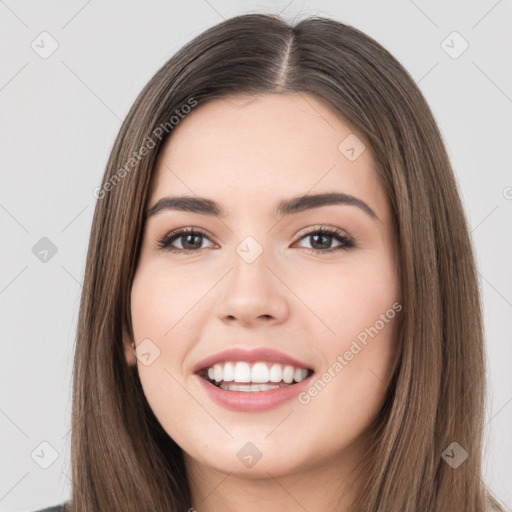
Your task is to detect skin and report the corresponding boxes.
[124,92,402,511]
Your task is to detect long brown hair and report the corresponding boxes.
[70,12,508,512]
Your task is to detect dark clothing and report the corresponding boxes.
[31,504,67,512]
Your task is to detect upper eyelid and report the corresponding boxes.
[294,224,349,239]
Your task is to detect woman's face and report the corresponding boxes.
[125,92,401,480]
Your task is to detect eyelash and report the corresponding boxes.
[156,225,355,255]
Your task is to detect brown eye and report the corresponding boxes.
[294,227,355,254]
[157,228,215,252]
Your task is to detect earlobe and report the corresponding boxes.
[123,330,137,366]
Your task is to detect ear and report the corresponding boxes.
[123,329,137,366]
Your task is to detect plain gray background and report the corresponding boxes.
[1,1,511,510]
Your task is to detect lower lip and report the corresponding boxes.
[195,373,314,412]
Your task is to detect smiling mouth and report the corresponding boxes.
[198,361,314,392]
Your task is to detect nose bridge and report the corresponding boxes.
[217,232,288,324]
[229,233,273,298]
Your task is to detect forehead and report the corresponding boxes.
[150,93,385,215]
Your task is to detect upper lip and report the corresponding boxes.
[193,347,314,374]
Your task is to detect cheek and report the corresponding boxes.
[129,279,190,446]
[129,268,178,391]
[293,252,400,348]
[130,263,197,342]
[296,305,399,458]
[297,253,400,420]
[129,263,206,429]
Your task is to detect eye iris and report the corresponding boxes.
[311,233,332,250]
[182,234,203,250]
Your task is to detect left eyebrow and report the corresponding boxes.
[276,192,378,220]
[146,192,378,221]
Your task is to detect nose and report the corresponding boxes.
[216,247,289,328]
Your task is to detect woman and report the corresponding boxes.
[34,12,508,512]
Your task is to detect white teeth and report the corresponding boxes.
[294,367,308,382]
[214,364,223,383]
[283,365,294,384]
[251,362,269,383]
[223,362,234,382]
[234,362,251,382]
[220,382,281,392]
[203,360,311,388]
[269,363,283,382]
